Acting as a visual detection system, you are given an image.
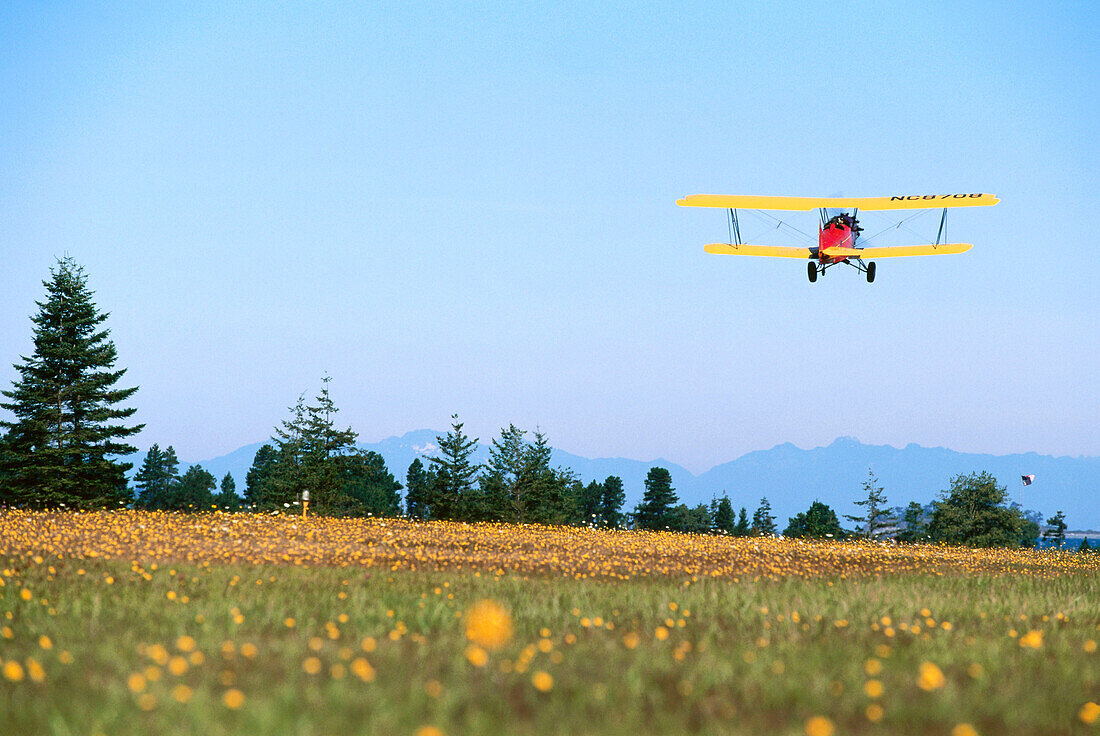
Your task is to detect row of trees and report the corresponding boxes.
[0,259,1085,551]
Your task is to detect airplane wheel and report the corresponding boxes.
[866,261,876,283]
[807,262,818,283]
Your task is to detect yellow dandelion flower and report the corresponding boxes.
[864,679,883,698]
[38,635,53,650]
[532,671,553,692]
[137,693,157,711]
[465,645,489,667]
[26,658,45,683]
[1085,639,1097,653]
[655,626,669,641]
[804,715,835,736]
[538,638,553,653]
[622,632,640,649]
[20,588,32,601]
[168,656,188,676]
[175,635,196,652]
[284,617,296,628]
[415,727,444,736]
[464,600,513,651]
[1079,702,1100,725]
[864,658,882,676]
[425,679,443,698]
[865,703,884,722]
[302,657,322,675]
[172,684,194,703]
[1018,630,1043,649]
[240,643,258,659]
[222,688,245,709]
[917,662,946,691]
[3,660,25,682]
[951,724,980,736]
[351,657,376,682]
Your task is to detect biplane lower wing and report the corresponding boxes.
[678,194,999,211]
[704,243,813,258]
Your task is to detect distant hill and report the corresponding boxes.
[168,432,1099,529]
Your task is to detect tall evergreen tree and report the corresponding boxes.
[427,415,480,521]
[404,458,431,520]
[751,497,777,536]
[634,467,678,530]
[214,472,241,511]
[244,444,277,508]
[577,480,604,526]
[0,257,142,508]
[712,496,735,534]
[333,451,402,517]
[896,501,931,543]
[169,465,216,511]
[521,429,573,525]
[600,475,626,528]
[133,444,180,509]
[1042,510,1067,548]
[845,469,893,539]
[734,507,750,536]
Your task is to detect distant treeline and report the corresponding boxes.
[0,258,1091,552]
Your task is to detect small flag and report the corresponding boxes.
[1021,474,1034,486]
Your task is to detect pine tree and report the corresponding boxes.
[521,429,573,525]
[734,507,750,536]
[333,451,402,517]
[133,444,180,509]
[751,497,777,536]
[244,444,277,508]
[712,496,735,534]
[169,465,216,511]
[896,501,930,543]
[600,476,626,528]
[427,415,480,521]
[577,480,603,526]
[844,469,893,539]
[1080,537,1092,553]
[0,257,142,508]
[214,472,241,511]
[1042,510,1067,548]
[404,458,431,520]
[634,467,678,530]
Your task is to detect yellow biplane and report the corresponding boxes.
[676,193,998,282]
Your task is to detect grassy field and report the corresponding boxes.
[2,511,1099,735]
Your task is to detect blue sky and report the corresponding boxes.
[1,1,1097,471]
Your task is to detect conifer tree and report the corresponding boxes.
[244,444,277,508]
[785,500,845,539]
[844,469,893,539]
[1042,510,1067,548]
[404,458,431,520]
[599,475,626,528]
[0,257,142,508]
[734,507,751,536]
[133,444,181,509]
[634,467,678,530]
[751,497,777,536]
[170,465,216,511]
[577,480,603,526]
[214,472,241,511]
[712,496,735,534]
[427,415,480,520]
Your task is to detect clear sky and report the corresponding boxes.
[2,1,1097,471]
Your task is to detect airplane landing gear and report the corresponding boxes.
[808,262,818,283]
[866,261,876,283]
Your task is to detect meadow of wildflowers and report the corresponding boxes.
[1,510,1098,735]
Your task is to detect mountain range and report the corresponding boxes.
[170,432,1100,530]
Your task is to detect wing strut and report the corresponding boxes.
[727,208,742,245]
[935,208,948,245]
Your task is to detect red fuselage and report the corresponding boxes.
[818,217,858,263]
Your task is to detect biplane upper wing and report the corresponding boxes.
[704,243,814,259]
[856,243,973,258]
[677,194,999,211]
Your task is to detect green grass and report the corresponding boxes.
[2,556,1099,735]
